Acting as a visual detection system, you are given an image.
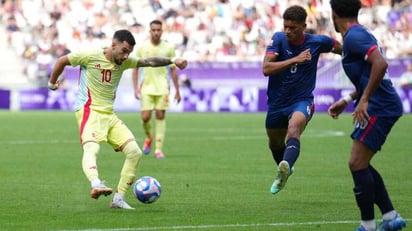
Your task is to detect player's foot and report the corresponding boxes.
[356,225,373,231]
[155,151,164,159]
[142,137,152,155]
[109,198,135,210]
[90,181,113,199]
[270,160,290,195]
[378,213,406,231]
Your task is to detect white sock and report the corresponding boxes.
[360,220,376,231]
[382,210,397,220]
[114,192,124,201]
[91,178,101,188]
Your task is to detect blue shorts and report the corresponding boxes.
[265,100,314,129]
[351,116,400,153]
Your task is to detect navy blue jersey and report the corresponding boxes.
[342,25,403,116]
[265,32,335,109]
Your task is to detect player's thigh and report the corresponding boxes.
[107,114,136,150]
[266,128,287,147]
[351,115,399,154]
[265,108,288,129]
[290,100,314,123]
[140,94,156,111]
[75,108,110,143]
[153,95,169,110]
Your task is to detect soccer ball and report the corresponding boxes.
[133,176,161,204]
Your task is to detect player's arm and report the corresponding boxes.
[262,49,311,76]
[48,55,71,90]
[170,65,181,103]
[331,39,342,55]
[328,91,358,119]
[136,57,188,70]
[132,67,140,99]
[353,47,387,125]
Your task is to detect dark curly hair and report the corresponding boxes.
[283,5,307,23]
[330,0,361,18]
[113,29,136,46]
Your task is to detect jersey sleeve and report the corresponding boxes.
[265,32,282,56]
[345,29,377,60]
[317,35,335,53]
[67,50,92,67]
[122,57,138,69]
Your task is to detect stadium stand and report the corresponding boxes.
[0,0,411,89]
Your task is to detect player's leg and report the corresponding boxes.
[140,94,154,154]
[350,139,377,231]
[108,115,143,209]
[75,109,113,199]
[283,100,314,168]
[368,116,405,231]
[265,108,289,194]
[153,95,169,158]
[269,101,313,194]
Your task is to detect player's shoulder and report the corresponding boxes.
[273,31,286,39]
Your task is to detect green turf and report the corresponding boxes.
[0,111,410,231]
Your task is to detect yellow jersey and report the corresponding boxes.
[136,40,175,95]
[68,48,138,113]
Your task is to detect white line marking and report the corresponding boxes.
[55,219,412,231]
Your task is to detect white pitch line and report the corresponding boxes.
[4,130,345,145]
[55,219,412,231]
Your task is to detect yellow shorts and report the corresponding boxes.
[75,108,135,150]
[140,94,169,111]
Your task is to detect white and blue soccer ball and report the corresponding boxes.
[133,176,161,204]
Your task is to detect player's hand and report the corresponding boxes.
[174,58,188,70]
[352,98,369,126]
[48,81,59,91]
[174,91,181,104]
[327,100,347,119]
[294,48,311,63]
[134,88,141,100]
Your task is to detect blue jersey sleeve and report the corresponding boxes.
[344,28,377,60]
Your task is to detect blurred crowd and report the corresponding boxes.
[1,0,412,85]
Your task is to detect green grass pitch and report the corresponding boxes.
[0,111,410,231]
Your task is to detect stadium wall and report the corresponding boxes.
[2,59,412,113]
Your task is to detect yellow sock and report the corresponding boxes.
[142,120,152,139]
[116,141,142,195]
[155,119,165,153]
[82,142,100,182]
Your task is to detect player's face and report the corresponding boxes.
[112,40,134,65]
[150,24,162,43]
[283,20,306,44]
[331,11,340,33]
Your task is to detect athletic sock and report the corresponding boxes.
[360,219,376,231]
[271,146,285,165]
[155,119,165,152]
[142,120,152,139]
[352,168,375,220]
[283,137,300,167]
[369,165,394,214]
[116,142,142,195]
[382,210,397,220]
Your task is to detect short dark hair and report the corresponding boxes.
[150,19,162,27]
[283,5,307,23]
[330,0,361,18]
[113,29,136,46]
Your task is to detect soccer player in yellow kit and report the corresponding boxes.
[48,29,187,209]
[132,19,181,159]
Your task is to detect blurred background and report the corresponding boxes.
[0,0,411,112]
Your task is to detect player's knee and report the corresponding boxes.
[83,142,100,156]
[123,141,142,161]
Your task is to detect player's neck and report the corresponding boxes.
[338,19,358,37]
[151,39,161,46]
